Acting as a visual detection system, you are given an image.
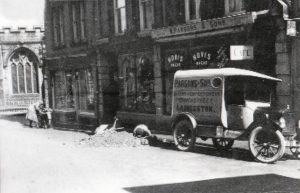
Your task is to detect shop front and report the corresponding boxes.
[46,54,98,129]
[116,49,157,127]
[117,11,280,132]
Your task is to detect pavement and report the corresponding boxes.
[0,115,299,193]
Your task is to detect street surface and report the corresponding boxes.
[0,115,299,193]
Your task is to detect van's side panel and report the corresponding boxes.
[172,77,223,125]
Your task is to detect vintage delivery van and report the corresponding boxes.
[171,68,300,163]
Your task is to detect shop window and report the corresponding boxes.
[70,1,86,43]
[54,71,75,109]
[120,57,136,111]
[225,0,245,16]
[119,54,155,113]
[164,51,186,114]
[10,50,39,94]
[54,71,66,109]
[65,71,75,108]
[136,56,155,113]
[185,0,201,21]
[52,5,65,47]
[139,0,154,30]
[114,0,127,34]
[79,69,95,112]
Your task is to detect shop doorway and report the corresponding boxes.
[103,80,119,123]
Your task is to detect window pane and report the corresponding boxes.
[86,70,95,111]
[0,80,3,107]
[165,73,174,114]
[229,0,236,12]
[32,63,38,93]
[119,57,136,111]
[26,63,32,93]
[137,56,155,113]
[142,1,148,28]
[54,71,66,109]
[18,64,25,93]
[79,69,95,112]
[189,0,196,20]
[117,0,125,8]
[120,8,127,32]
[11,63,18,94]
[65,71,75,108]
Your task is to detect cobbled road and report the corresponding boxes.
[0,115,299,193]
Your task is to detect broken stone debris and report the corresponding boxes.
[79,128,150,148]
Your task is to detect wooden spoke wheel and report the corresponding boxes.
[249,126,286,163]
[173,120,196,152]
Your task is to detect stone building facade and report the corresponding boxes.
[45,0,295,131]
[0,26,44,115]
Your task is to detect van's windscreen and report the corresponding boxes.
[245,79,272,102]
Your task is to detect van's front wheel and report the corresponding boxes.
[249,126,286,163]
[173,120,196,151]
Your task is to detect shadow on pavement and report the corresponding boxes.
[150,138,299,162]
[0,114,26,125]
[150,139,254,162]
[124,174,300,193]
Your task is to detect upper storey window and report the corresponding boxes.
[139,0,154,30]
[114,0,127,34]
[70,1,86,44]
[52,5,65,47]
[185,0,201,21]
[225,0,245,15]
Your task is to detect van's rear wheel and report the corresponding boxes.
[249,126,286,163]
[212,138,234,150]
[173,120,196,151]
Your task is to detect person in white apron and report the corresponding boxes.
[26,101,43,128]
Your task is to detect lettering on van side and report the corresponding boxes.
[176,104,214,113]
[174,79,211,88]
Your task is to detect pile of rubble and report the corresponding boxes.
[79,121,152,148]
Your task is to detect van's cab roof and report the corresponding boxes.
[174,68,282,82]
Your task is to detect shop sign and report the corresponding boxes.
[230,45,253,60]
[287,20,296,37]
[152,12,256,39]
[166,53,185,70]
[191,51,212,68]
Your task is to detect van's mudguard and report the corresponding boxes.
[239,120,283,140]
[171,112,197,129]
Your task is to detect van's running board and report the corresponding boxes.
[196,124,244,139]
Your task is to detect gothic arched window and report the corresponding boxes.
[10,49,39,94]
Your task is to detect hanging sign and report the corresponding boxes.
[230,45,253,61]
